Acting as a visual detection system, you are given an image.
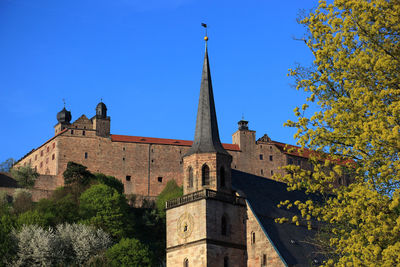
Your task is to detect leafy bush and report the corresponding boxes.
[95,173,124,194]
[80,184,129,238]
[13,225,65,266]
[156,180,182,217]
[12,223,112,266]
[57,223,112,265]
[12,189,33,214]
[10,165,38,188]
[106,238,153,267]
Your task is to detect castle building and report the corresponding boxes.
[8,37,328,266]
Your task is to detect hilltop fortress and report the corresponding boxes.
[14,101,317,198]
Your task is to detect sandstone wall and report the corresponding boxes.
[246,204,285,267]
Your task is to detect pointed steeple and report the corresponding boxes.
[185,46,230,157]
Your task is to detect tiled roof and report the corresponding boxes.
[272,141,354,165]
[271,141,316,159]
[111,135,241,151]
[232,170,323,266]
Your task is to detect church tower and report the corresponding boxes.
[166,36,247,267]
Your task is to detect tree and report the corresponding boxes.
[0,158,15,172]
[10,165,38,188]
[279,0,400,265]
[11,223,111,266]
[56,223,112,265]
[95,173,124,194]
[0,209,16,267]
[12,189,33,215]
[156,180,183,218]
[63,161,93,186]
[106,238,153,267]
[79,184,129,238]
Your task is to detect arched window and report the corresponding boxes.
[202,164,210,186]
[220,167,225,187]
[224,256,229,267]
[251,231,256,244]
[188,167,193,188]
[183,258,189,267]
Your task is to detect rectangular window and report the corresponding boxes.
[122,157,125,161]
[46,158,48,164]
[47,146,49,152]
[259,154,263,160]
[262,254,267,266]
[82,130,85,136]
[35,155,37,160]
[53,143,55,148]
[41,151,43,157]
[71,130,74,134]
[269,155,273,161]
[297,160,301,166]
[158,177,163,183]
[52,154,55,160]
[40,162,43,168]
[84,152,88,159]
[271,170,274,176]
[126,175,131,181]
[260,169,263,175]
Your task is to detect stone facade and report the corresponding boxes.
[246,204,285,267]
[14,110,312,198]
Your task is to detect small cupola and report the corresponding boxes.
[56,107,72,124]
[238,120,249,131]
[96,101,107,118]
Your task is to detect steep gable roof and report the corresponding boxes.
[232,170,323,266]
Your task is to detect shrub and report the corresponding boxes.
[106,238,153,267]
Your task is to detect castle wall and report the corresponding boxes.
[246,205,285,267]
[14,139,58,176]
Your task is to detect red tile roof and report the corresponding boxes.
[271,140,354,165]
[111,135,241,151]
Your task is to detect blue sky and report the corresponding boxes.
[0,0,317,163]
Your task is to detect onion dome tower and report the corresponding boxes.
[96,101,107,118]
[93,100,110,137]
[56,107,72,124]
[54,104,72,135]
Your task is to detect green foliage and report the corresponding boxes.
[12,189,33,214]
[156,180,183,218]
[106,238,153,267]
[79,184,129,238]
[10,164,38,188]
[0,158,15,172]
[0,210,16,267]
[17,209,50,228]
[63,161,93,185]
[281,0,400,265]
[95,173,124,194]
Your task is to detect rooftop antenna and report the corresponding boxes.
[201,23,208,47]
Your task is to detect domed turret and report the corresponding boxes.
[57,107,72,123]
[96,102,107,118]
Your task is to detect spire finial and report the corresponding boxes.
[201,23,208,46]
[62,98,66,108]
[100,97,103,102]
[242,113,244,120]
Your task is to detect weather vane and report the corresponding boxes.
[201,23,208,43]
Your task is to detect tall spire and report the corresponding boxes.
[185,39,230,157]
